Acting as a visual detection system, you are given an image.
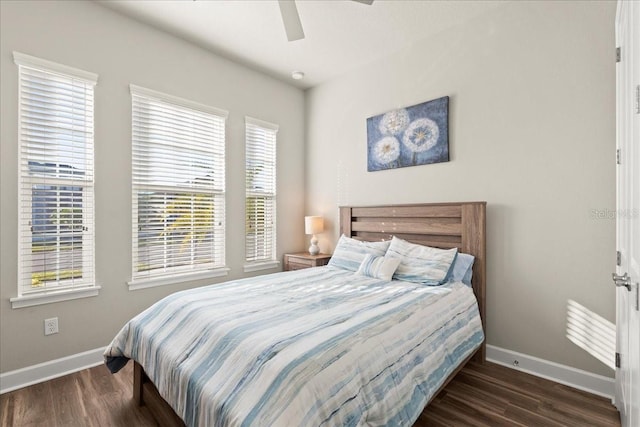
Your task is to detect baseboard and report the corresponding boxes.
[0,347,105,394]
[1,344,616,400]
[486,344,615,400]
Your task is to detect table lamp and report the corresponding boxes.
[304,216,324,255]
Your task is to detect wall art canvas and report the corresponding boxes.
[366,96,449,171]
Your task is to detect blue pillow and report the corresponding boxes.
[444,252,475,286]
[327,234,390,272]
[386,236,457,285]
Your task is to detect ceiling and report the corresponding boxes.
[98,0,504,90]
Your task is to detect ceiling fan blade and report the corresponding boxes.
[278,0,305,42]
[352,0,374,4]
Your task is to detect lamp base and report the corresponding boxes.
[309,235,319,255]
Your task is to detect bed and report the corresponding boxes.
[105,202,486,427]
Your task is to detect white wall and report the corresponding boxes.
[0,0,305,373]
[305,1,617,377]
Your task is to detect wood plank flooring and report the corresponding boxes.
[417,362,620,427]
[0,361,620,426]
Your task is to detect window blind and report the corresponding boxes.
[15,52,97,297]
[245,117,278,264]
[131,85,228,283]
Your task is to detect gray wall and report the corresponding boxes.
[0,0,305,373]
[305,1,617,377]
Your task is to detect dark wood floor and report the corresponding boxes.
[0,361,620,427]
[418,362,620,427]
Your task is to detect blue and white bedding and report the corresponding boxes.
[104,266,484,427]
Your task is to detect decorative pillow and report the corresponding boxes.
[355,254,401,281]
[386,236,457,285]
[327,234,391,272]
[444,252,475,286]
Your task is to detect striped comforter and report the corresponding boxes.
[104,266,484,427]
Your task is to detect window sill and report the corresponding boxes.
[127,268,230,291]
[243,260,280,273]
[10,286,101,309]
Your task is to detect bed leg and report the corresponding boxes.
[133,361,143,405]
[472,343,486,364]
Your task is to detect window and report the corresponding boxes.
[130,85,228,289]
[12,52,98,308]
[244,117,278,272]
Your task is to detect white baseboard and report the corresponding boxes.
[0,344,616,400]
[0,347,105,394]
[486,344,615,400]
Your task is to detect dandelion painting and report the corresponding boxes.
[366,96,449,171]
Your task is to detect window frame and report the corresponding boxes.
[243,116,279,272]
[128,85,229,290]
[11,52,99,309]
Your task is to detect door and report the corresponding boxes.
[614,2,639,426]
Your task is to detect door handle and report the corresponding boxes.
[613,272,633,291]
[613,272,640,311]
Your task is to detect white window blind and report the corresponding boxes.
[245,117,278,265]
[14,52,97,299]
[131,85,228,284]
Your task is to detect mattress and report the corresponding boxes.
[104,266,484,427]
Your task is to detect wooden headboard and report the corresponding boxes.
[339,202,486,362]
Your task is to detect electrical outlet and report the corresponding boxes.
[44,317,58,335]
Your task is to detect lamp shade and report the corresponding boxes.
[304,216,324,235]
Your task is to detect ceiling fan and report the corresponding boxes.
[278,0,374,42]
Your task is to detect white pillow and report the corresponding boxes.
[386,236,457,285]
[355,254,401,281]
[327,234,390,272]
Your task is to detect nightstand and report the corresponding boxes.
[283,252,332,271]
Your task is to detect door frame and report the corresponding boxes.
[614,1,639,427]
